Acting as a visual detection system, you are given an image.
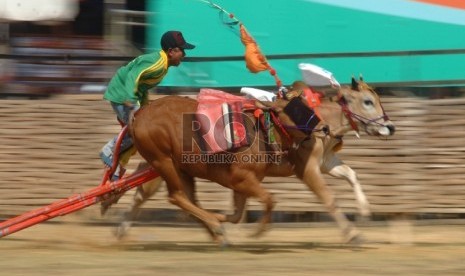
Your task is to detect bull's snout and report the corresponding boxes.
[377,123,395,136]
[386,124,395,135]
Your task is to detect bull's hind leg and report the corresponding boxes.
[225,191,248,224]
[230,178,274,238]
[322,154,371,218]
[158,162,229,246]
[114,175,163,239]
[211,191,248,224]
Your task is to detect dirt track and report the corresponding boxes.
[1,220,465,276]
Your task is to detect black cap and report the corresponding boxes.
[160,31,195,51]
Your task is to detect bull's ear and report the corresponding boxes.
[339,88,355,103]
[351,76,359,91]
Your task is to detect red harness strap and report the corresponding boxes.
[337,96,359,133]
[269,110,292,143]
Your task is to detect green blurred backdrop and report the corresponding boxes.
[146,0,465,88]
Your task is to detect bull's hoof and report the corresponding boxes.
[346,232,365,245]
[217,237,232,249]
[210,224,233,248]
[113,221,132,240]
[359,204,372,219]
[248,224,270,238]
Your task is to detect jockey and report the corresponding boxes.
[100,30,196,181]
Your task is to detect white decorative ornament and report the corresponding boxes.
[298,63,340,88]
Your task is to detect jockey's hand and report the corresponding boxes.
[126,101,141,121]
[123,101,139,111]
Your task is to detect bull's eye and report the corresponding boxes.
[363,99,374,107]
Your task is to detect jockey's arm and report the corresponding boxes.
[140,93,149,106]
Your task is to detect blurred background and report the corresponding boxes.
[1,0,465,97]
[0,0,465,226]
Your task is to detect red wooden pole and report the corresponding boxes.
[0,167,159,238]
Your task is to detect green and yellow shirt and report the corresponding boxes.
[103,50,169,106]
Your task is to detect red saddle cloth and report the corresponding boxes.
[196,89,255,153]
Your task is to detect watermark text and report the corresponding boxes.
[181,153,282,164]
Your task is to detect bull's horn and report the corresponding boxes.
[351,76,359,91]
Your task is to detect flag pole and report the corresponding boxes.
[197,0,286,97]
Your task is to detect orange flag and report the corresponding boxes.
[240,24,269,73]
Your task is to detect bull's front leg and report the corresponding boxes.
[303,165,362,243]
[294,139,362,244]
[322,153,371,218]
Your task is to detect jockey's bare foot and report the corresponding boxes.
[100,193,123,216]
[100,200,112,216]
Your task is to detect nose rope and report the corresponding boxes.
[350,112,389,127]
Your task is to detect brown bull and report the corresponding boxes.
[113,78,395,245]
